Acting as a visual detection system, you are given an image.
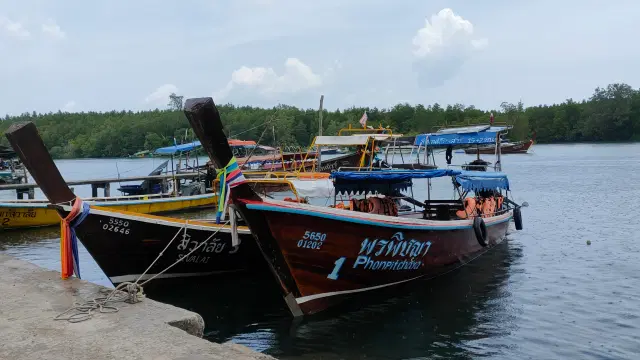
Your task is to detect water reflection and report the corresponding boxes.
[3,145,640,358]
[150,238,521,359]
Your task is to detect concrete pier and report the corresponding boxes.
[0,254,273,360]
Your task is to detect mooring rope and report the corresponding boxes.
[55,218,231,323]
[54,282,145,323]
[136,219,230,286]
[133,222,189,283]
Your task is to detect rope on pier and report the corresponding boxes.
[54,219,231,323]
[54,282,144,323]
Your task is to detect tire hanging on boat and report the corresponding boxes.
[513,207,523,230]
[473,216,488,247]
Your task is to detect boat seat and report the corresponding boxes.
[434,205,451,220]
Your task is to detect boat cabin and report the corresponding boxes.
[327,169,511,222]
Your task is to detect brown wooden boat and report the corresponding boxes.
[463,139,534,154]
[183,97,525,317]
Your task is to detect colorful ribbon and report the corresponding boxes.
[216,156,247,224]
[60,198,90,279]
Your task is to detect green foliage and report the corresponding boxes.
[1,83,639,159]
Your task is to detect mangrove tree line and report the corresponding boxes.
[1,83,639,158]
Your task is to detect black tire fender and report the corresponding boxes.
[514,207,523,230]
[473,216,488,247]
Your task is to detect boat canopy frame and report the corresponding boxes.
[328,168,512,215]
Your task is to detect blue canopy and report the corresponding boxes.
[454,171,510,192]
[330,169,461,182]
[154,141,202,155]
[414,132,499,147]
[330,169,462,195]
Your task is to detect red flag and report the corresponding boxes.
[490,112,494,125]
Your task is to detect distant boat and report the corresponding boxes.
[0,169,18,185]
[0,145,27,185]
[463,139,534,155]
[128,150,154,158]
[315,147,343,155]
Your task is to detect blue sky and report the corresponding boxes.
[1,0,638,115]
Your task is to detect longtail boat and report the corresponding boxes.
[463,139,534,154]
[413,124,519,171]
[417,123,535,155]
[4,122,266,288]
[183,97,526,316]
[0,193,217,230]
[168,137,363,174]
[3,123,342,288]
[0,160,217,230]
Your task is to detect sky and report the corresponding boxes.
[1,0,639,115]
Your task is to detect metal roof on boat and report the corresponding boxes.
[436,125,511,134]
[414,132,499,147]
[154,141,202,155]
[154,139,265,155]
[413,125,513,147]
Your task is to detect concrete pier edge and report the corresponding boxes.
[0,253,274,359]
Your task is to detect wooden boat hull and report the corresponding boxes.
[464,139,534,154]
[0,193,217,230]
[56,205,263,287]
[315,152,362,172]
[238,199,512,315]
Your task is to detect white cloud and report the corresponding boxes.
[145,84,179,107]
[0,17,30,38]
[215,58,322,100]
[41,19,65,39]
[412,8,487,87]
[62,101,76,112]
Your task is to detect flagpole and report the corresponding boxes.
[318,95,324,169]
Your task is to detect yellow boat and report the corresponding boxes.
[0,192,217,230]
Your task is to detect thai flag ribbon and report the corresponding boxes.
[60,198,90,279]
[215,156,247,224]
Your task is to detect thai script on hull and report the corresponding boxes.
[353,232,432,272]
[358,232,431,258]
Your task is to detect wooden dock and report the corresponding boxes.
[0,172,204,199]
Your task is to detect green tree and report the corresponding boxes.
[1,83,639,159]
[168,93,184,111]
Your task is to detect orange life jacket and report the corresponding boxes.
[482,197,495,217]
[456,197,477,219]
